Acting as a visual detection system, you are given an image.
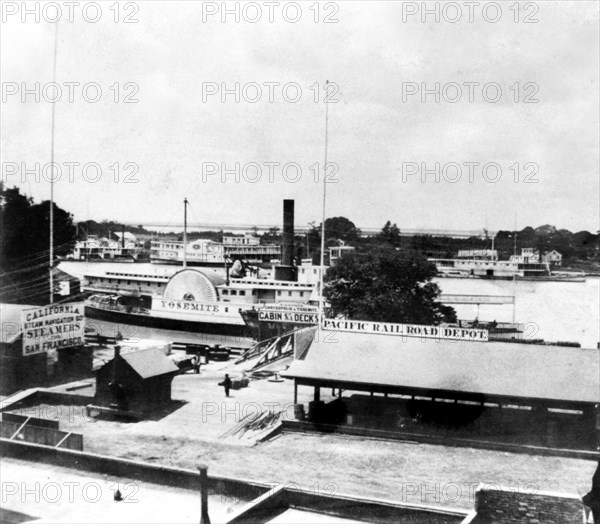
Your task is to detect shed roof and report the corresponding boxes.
[0,303,35,344]
[283,330,600,406]
[120,348,179,379]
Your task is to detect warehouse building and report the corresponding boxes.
[283,325,600,450]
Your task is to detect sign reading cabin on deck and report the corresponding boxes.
[322,319,489,342]
[259,309,319,324]
[22,302,85,356]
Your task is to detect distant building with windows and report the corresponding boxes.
[150,235,280,265]
[457,249,497,260]
[328,244,356,266]
[223,234,260,246]
[72,235,136,260]
[509,248,540,264]
[542,249,563,267]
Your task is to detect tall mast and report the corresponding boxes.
[318,80,329,327]
[49,22,59,303]
[512,213,517,322]
[513,212,517,256]
[183,198,188,268]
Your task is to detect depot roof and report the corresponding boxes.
[283,330,600,407]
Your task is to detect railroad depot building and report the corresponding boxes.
[0,302,92,395]
[283,322,600,450]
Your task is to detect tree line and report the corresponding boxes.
[1,184,76,304]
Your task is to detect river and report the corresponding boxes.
[434,276,599,348]
[60,262,599,349]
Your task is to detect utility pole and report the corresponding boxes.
[49,22,59,303]
[318,80,329,328]
[183,198,188,268]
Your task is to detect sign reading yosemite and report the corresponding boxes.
[322,319,489,342]
[22,303,85,356]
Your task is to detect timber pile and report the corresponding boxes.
[220,409,282,440]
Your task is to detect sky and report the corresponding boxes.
[1,1,599,233]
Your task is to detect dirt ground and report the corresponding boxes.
[6,358,597,512]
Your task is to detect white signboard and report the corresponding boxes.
[22,302,85,356]
[258,310,319,324]
[153,299,222,315]
[322,319,488,342]
[261,303,318,313]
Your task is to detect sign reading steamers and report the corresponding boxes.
[22,302,85,356]
[322,319,489,342]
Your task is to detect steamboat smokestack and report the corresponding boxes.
[282,199,294,266]
[274,200,297,281]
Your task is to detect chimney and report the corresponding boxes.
[112,345,121,383]
[282,199,294,266]
[198,465,211,524]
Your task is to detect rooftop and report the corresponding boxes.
[283,330,600,406]
[119,348,180,379]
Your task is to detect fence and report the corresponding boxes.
[0,413,83,451]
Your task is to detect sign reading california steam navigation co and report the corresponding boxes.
[322,319,489,342]
[22,302,85,356]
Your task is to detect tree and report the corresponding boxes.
[324,216,360,242]
[307,216,361,264]
[324,245,456,324]
[0,184,76,304]
[376,220,402,247]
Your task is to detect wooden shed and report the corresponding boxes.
[94,346,179,415]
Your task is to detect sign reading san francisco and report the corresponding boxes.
[22,302,85,356]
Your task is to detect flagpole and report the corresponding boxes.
[318,81,329,328]
[49,22,59,304]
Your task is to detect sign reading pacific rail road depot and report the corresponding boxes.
[22,302,85,356]
[322,319,489,342]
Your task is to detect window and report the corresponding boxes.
[222,289,228,295]
[231,290,237,296]
[288,291,292,297]
[239,290,246,296]
[300,292,304,297]
[277,291,282,296]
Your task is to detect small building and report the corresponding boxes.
[328,243,356,266]
[0,303,92,395]
[542,249,563,267]
[0,304,47,395]
[94,347,179,415]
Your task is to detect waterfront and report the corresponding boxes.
[434,276,600,348]
[66,261,599,348]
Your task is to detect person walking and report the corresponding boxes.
[219,374,232,397]
[583,459,600,523]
